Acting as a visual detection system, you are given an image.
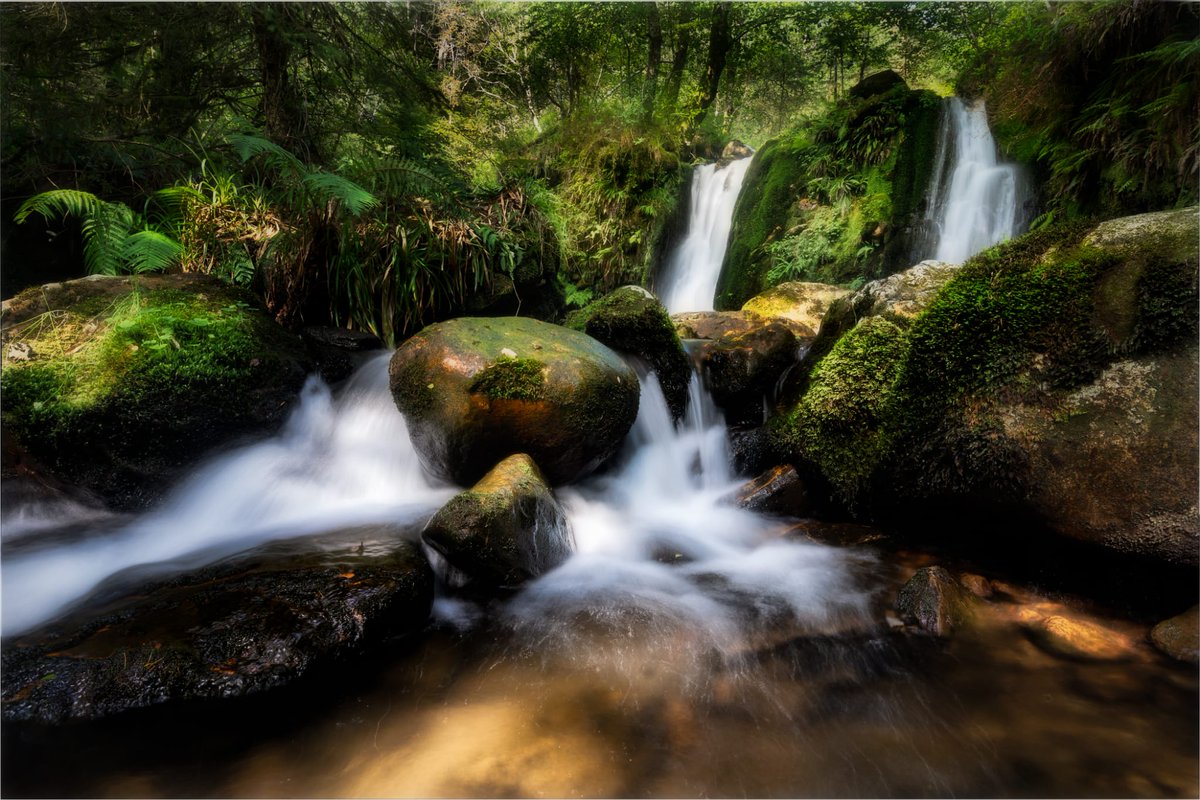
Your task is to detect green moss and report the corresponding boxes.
[770,216,1200,511]
[2,285,296,454]
[771,316,907,503]
[468,357,547,401]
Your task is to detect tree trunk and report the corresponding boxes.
[693,1,732,125]
[251,4,317,162]
[664,28,690,109]
[642,2,663,123]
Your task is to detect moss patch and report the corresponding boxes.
[468,357,547,402]
[769,215,1199,512]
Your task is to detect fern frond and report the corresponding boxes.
[302,171,379,216]
[229,133,305,178]
[14,189,102,225]
[365,157,465,204]
[123,229,183,274]
[82,202,136,276]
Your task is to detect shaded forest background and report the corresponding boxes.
[2,1,1196,344]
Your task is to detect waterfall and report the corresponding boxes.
[1,353,453,636]
[924,97,1030,264]
[657,156,754,314]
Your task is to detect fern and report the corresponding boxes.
[14,189,102,225]
[301,171,379,216]
[123,230,184,274]
[81,202,136,276]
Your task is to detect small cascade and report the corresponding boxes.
[1,353,453,636]
[923,97,1030,264]
[657,156,754,314]
[504,368,874,659]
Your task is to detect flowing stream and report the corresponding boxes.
[657,156,753,313]
[922,97,1030,263]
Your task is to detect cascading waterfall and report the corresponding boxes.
[1,353,453,636]
[923,97,1030,264]
[657,156,754,314]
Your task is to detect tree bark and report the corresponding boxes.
[251,4,317,162]
[642,2,663,123]
[694,2,732,126]
[664,26,690,109]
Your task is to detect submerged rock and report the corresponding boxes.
[1150,606,1199,664]
[423,453,572,589]
[389,316,638,486]
[1024,615,1135,662]
[0,528,434,724]
[895,566,977,637]
[301,325,384,384]
[0,274,312,510]
[565,286,691,420]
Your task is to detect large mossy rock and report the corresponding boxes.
[715,82,943,310]
[423,453,572,588]
[0,274,311,509]
[741,281,850,336]
[769,208,1199,565]
[565,286,691,420]
[1,527,433,724]
[389,316,639,486]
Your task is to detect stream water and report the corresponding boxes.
[2,132,1197,798]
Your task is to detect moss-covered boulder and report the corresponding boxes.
[769,208,1199,565]
[1,526,433,724]
[895,566,978,637]
[389,316,638,486]
[715,82,943,309]
[565,286,690,420]
[741,281,850,336]
[1,274,311,509]
[423,453,572,589]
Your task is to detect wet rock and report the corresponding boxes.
[565,286,691,420]
[672,310,757,341]
[1,274,311,510]
[423,454,572,589]
[741,282,849,336]
[689,319,802,426]
[730,465,811,516]
[728,425,775,476]
[301,326,384,384]
[388,316,638,486]
[958,573,994,599]
[895,566,977,637]
[787,520,887,548]
[0,528,434,724]
[719,140,754,164]
[1150,606,1199,664]
[1025,615,1135,662]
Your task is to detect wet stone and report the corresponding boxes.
[1150,605,1199,664]
[0,527,434,724]
[895,566,977,637]
[1025,615,1136,662]
[730,465,811,516]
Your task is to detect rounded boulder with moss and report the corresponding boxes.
[1,274,311,509]
[389,316,638,486]
[769,208,1199,566]
[564,285,691,420]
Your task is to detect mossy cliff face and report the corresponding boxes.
[715,75,943,310]
[565,285,691,420]
[422,453,571,589]
[769,207,1199,565]
[389,316,639,486]
[1,274,311,509]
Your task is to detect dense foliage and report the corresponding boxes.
[2,1,1193,342]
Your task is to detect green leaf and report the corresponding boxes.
[122,229,183,274]
[14,189,101,225]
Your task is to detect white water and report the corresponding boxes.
[504,370,874,663]
[926,97,1029,264]
[657,156,754,313]
[1,353,454,636]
